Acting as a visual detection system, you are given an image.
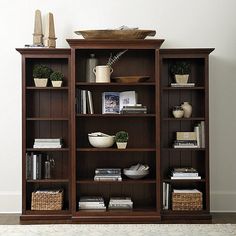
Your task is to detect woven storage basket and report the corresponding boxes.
[172,191,203,211]
[31,190,63,210]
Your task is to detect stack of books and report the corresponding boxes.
[120,105,147,114]
[94,168,122,181]
[170,83,195,87]
[26,153,42,180]
[163,182,171,210]
[78,196,106,210]
[108,197,133,209]
[171,167,201,180]
[33,138,62,148]
[76,89,94,114]
[173,132,198,148]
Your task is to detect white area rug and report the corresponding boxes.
[0,224,235,236]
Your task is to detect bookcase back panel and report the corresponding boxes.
[161,150,206,178]
[76,49,155,83]
[76,86,156,114]
[26,121,69,148]
[26,182,69,211]
[161,58,205,87]
[76,152,156,179]
[26,58,69,86]
[77,184,156,209]
[26,90,68,118]
[161,90,205,118]
[76,118,155,148]
[161,120,204,148]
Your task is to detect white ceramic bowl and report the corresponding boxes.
[88,135,115,148]
[123,169,149,179]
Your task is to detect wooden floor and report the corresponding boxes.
[0,213,235,224]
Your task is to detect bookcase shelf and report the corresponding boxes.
[162,179,206,183]
[17,42,213,223]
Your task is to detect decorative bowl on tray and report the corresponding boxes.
[123,169,149,179]
[112,76,150,83]
[74,29,156,40]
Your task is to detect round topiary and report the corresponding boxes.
[170,61,191,75]
[115,131,129,143]
[50,71,64,81]
[33,64,52,78]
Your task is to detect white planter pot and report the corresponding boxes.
[175,74,189,84]
[34,78,48,87]
[116,142,127,149]
[51,81,63,87]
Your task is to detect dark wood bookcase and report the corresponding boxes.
[17,42,214,223]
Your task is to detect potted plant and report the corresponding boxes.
[33,64,52,87]
[115,131,128,149]
[170,61,191,84]
[50,71,64,87]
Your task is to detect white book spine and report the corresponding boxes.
[87,91,94,114]
[201,121,205,148]
[194,127,200,148]
[82,90,87,114]
[33,154,37,180]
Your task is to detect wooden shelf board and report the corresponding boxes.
[27,117,69,121]
[162,148,205,151]
[77,148,156,152]
[162,210,208,215]
[76,82,155,86]
[162,179,206,183]
[162,117,204,121]
[76,179,156,184]
[26,179,69,183]
[26,87,69,90]
[162,86,204,90]
[26,148,69,152]
[76,114,155,117]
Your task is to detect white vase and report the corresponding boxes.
[116,142,127,149]
[34,78,48,87]
[181,102,192,118]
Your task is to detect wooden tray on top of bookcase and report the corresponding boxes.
[16,48,72,222]
[67,39,164,223]
[159,48,214,222]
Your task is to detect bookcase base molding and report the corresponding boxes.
[17,40,214,224]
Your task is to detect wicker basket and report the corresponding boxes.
[172,191,203,211]
[31,190,63,210]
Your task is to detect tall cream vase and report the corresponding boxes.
[181,102,192,118]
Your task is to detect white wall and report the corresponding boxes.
[0,0,235,212]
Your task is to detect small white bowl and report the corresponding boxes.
[123,169,149,179]
[88,135,115,148]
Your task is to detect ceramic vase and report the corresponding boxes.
[181,102,192,118]
[172,106,184,118]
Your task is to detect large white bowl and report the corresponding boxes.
[88,135,115,148]
[123,169,149,179]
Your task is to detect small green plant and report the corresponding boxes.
[115,131,129,143]
[170,61,191,75]
[33,64,52,78]
[50,71,64,81]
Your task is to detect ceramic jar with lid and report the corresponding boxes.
[172,106,184,118]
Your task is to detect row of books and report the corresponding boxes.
[170,83,195,87]
[94,168,122,181]
[170,167,201,180]
[76,89,94,114]
[120,105,147,114]
[33,138,62,148]
[26,153,42,180]
[173,121,205,148]
[78,196,133,210]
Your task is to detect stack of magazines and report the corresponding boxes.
[94,168,122,181]
[108,197,133,209]
[33,138,62,148]
[120,105,147,114]
[78,196,106,210]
